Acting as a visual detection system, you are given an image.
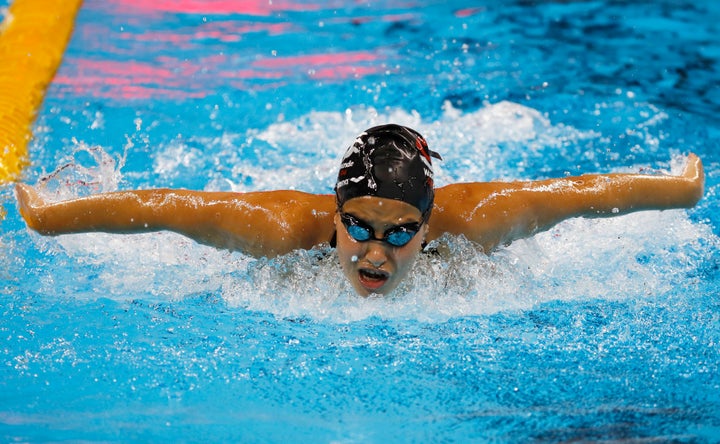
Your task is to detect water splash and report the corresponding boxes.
[35,141,125,201]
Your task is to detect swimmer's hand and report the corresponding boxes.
[15,183,52,234]
[681,153,704,207]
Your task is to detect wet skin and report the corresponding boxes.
[334,196,429,297]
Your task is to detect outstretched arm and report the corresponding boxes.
[430,153,704,252]
[15,184,337,257]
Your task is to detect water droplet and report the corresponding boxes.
[351,255,358,263]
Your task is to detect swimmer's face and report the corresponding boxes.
[334,196,428,297]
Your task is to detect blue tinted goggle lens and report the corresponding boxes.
[386,230,415,247]
[341,213,420,247]
[346,224,372,241]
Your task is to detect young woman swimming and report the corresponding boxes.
[15,124,705,296]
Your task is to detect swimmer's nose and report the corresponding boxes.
[364,242,387,267]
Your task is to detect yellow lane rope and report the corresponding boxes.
[0,0,83,183]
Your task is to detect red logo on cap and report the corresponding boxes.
[415,137,432,162]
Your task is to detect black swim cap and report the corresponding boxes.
[335,124,442,219]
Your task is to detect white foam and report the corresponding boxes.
[33,103,716,322]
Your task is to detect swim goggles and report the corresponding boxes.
[340,212,422,247]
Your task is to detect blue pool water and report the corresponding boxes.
[2,0,720,441]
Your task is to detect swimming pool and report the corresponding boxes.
[2,0,719,441]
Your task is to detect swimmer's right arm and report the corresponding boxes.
[15,184,337,257]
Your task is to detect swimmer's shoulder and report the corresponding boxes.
[268,191,336,251]
[217,190,336,256]
[429,183,493,238]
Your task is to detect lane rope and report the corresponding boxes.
[0,0,83,183]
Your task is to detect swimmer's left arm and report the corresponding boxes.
[430,153,704,251]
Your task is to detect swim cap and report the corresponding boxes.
[335,124,442,219]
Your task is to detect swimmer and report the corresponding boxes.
[15,124,704,296]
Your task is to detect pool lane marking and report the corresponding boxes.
[0,0,83,183]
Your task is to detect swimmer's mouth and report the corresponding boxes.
[358,268,390,291]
